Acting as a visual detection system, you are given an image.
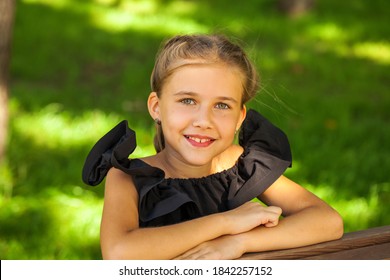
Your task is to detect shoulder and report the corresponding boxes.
[216,144,244,171]
[107,166,133,183]
[226,144,244,159]
[105,167,138,200]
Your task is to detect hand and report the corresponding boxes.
[174,235,243,260]
[175,202,282,260]
[223,201,282,235]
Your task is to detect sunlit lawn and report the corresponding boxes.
[1,0,389,259]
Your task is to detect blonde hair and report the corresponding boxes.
[151,34,260,152]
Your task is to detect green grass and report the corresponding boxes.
[1,0,389,259]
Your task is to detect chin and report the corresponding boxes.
[184,156,213,167]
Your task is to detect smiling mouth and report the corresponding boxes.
[184,135,215,147]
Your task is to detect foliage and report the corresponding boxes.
[1,0,389,259]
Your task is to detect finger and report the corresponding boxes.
[195,253,213,260]
[174,252,192,260]
[264,219,280,227]
[266,206,283,215]
[179,252,203,260]
[174,248,203,260]
[173,250,193,260]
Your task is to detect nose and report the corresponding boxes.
[192,106,213,129]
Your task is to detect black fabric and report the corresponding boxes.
[82,109,292,227]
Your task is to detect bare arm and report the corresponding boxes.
[176,175,344,259]
[243,175,344,252]
[100,168,282,260]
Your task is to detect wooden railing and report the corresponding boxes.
[239,225,390,260]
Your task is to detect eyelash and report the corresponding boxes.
[179,98,230,110]
[180,98,195,105]
[215,103,230,110]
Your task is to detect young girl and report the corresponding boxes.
[82,34,343,260]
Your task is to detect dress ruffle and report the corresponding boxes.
[82,109,292,226]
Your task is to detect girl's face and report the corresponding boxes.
[148,62,247,168]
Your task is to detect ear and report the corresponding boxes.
[147,92,160,120]
[236,105,247,131]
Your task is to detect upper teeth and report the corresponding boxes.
[188,136,211,143]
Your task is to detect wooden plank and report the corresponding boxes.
[238,225,390,260]
[302,243,390,260]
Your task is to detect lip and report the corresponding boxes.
[184,134,216,148]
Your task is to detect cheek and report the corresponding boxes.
[162,107,190,130]
[216,114,240,135]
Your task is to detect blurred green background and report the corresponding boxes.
[1,0,389,259]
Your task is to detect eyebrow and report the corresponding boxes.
[173,91,239,104]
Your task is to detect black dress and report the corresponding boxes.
[82,109,292,227]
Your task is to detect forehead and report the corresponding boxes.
[162,63,245,97]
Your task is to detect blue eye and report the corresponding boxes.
[215,103,230,110]
[180,98,196,105]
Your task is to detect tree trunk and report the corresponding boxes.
[277,0,315,17]
[0,0,15,161]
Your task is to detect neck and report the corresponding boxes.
[156,150,217,179]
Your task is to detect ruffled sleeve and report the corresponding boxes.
[81,120,194,226]
[81,120,164,186]
[227,109,292,208]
